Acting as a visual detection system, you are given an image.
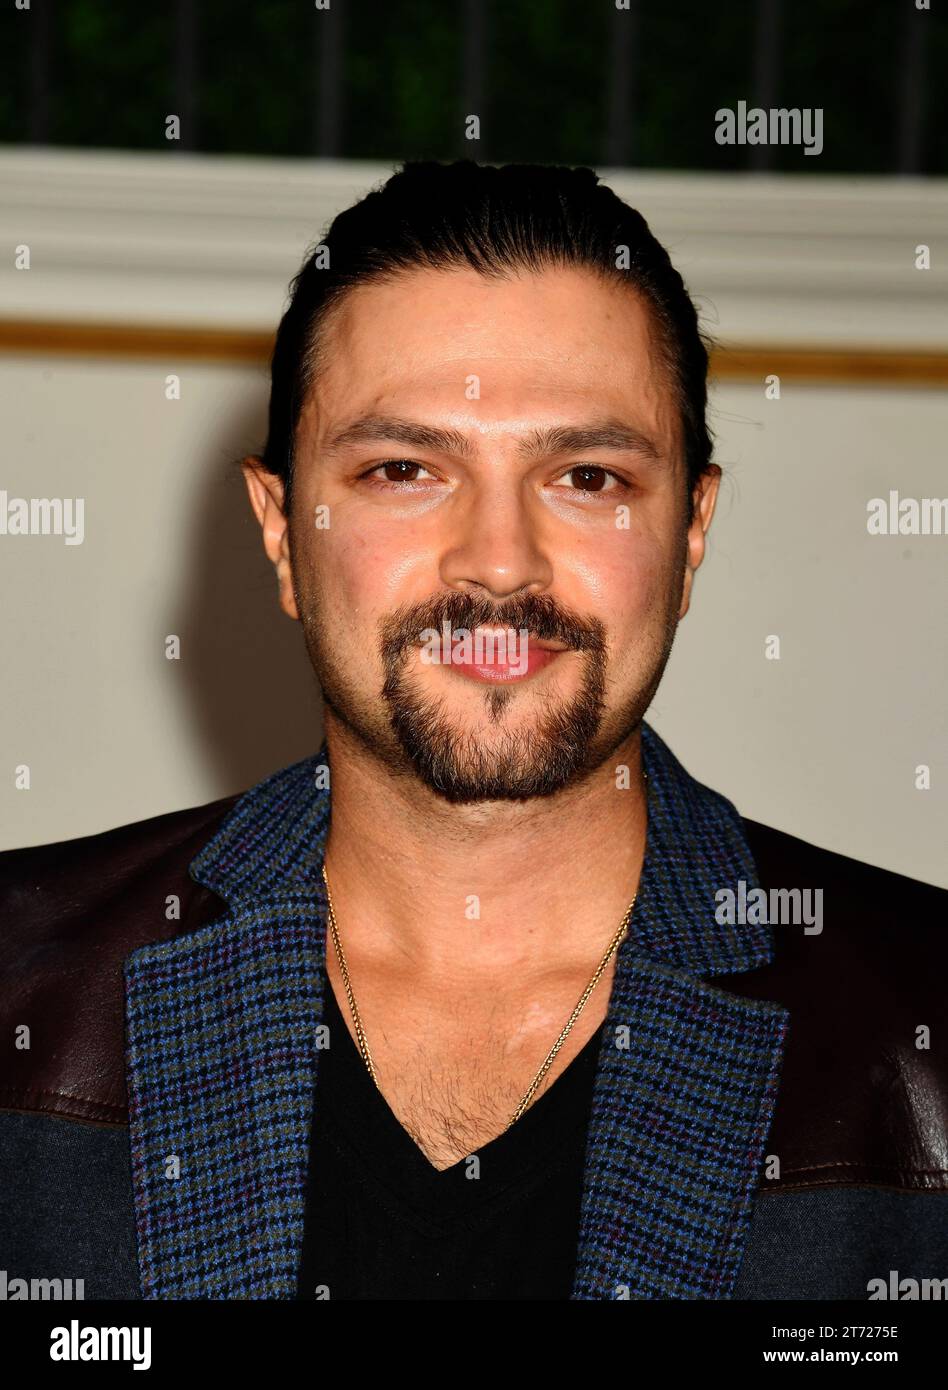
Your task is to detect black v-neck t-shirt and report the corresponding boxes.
[296,981,603,1300]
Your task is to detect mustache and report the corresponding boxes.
[379,592,607,667]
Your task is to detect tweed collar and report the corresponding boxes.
[189,720,774,977]
[125,720,787,1300]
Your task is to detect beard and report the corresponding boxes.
[376,591,608,802]
[297,575,679,805]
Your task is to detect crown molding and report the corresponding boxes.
[1,148,945,348]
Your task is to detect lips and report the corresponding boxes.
[444,629,569,683]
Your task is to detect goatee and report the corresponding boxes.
[379,591,609,802]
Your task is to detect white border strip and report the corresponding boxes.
[1,148,946,346]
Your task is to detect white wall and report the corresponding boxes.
[1,151,945,887]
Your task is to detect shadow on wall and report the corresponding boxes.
[168,393,325,797]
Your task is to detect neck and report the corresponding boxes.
[321,716,649,985]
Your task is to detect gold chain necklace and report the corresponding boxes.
[321,864,638,1133]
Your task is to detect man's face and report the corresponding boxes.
[246,264,719,802]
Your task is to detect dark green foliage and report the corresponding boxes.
[0,0,944,173]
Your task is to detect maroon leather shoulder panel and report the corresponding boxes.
[2,799,946,1197]
[0,795,237,1125]
[730,819,948,1193]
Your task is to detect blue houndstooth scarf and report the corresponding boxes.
[124,721,788,1300]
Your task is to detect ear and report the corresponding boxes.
[679,466,721,621]
[240,456,300,621]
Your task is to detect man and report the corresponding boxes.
[1,161,945,1302]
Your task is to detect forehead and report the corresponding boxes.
[301,264,679,451]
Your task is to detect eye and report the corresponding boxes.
[362,459,438,485]
[551,465,623,494]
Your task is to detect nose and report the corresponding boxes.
[438,478,554,601]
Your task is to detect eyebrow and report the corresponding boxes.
[325,414,664,464]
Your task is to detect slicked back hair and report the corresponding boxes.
[260,159,715,518]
